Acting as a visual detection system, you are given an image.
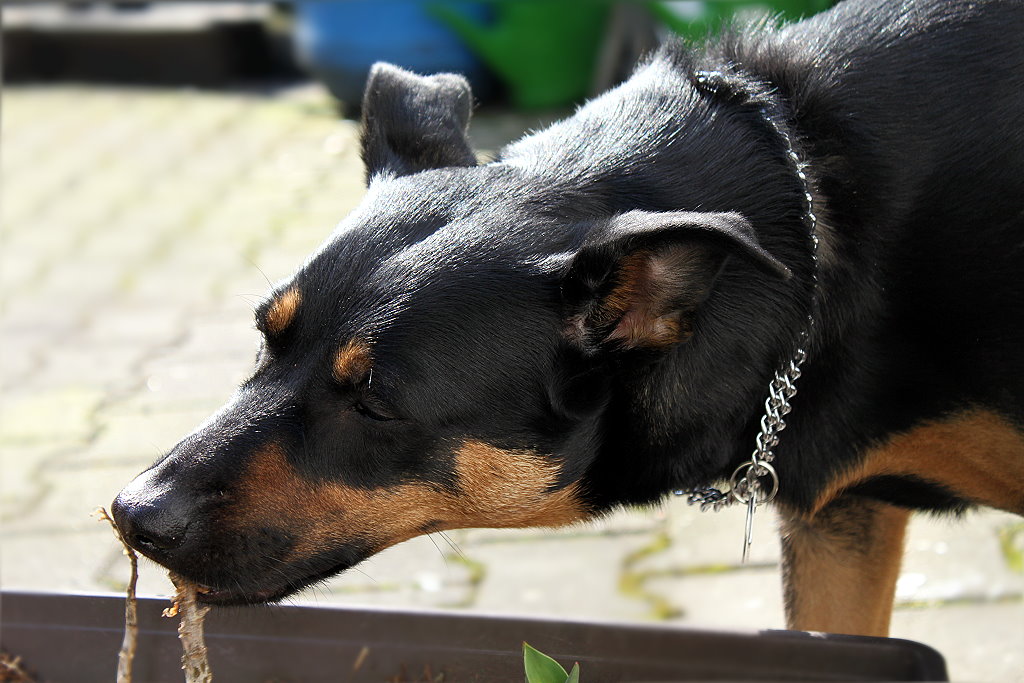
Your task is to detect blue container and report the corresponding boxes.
[295,1,492,108]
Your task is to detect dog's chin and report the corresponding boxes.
[187,560,356,607]
[196,584,292,606]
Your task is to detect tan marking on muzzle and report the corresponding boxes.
[451,440,586,528]
[333,339,373,384]
[232,441,588,560]
[264,287,301,336]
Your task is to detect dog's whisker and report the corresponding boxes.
[425,533,450,571]
[437,532,467,562]
[349,565,376,583]
[244,256,275,288]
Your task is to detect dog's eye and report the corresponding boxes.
[350,400,394,422]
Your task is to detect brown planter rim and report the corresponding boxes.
[0,590,948,682]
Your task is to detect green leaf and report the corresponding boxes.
[566,662,581,683]
[523,642,569,683]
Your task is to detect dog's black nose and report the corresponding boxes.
[112,471,189,556]
[112,497,185,553]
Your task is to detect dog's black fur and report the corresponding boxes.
[114,0,1024,633]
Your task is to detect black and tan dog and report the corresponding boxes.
[113,0,1024,637]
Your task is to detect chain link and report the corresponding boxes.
[679,72,821,555]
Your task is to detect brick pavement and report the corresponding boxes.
[1,85,1021,681]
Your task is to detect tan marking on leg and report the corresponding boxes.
[333,339,373,384]
[264,288,301,336]
[231,441,587,560]
[813,408,1024,516]
[780,496,909,636]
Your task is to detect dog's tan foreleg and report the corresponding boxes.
[779,495,910,636]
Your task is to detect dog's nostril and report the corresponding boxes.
[132,531,180,551]
[133,533,155,547]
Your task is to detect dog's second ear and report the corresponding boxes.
[562,210,791,351]
[360,63,477,183]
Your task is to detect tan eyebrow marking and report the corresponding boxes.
[333,339,373,384]
[264,287,301,336]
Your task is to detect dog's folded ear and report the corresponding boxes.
[360,63,477,183]
[562,210,791,351]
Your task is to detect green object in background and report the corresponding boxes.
[651,0,834,43]
[429,1,609,109]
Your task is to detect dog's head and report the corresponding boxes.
[112,64,790,604]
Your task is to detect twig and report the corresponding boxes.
[0,652,36,682]
[168,573,213,683]
[94,507,138,683]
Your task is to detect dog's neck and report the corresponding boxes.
[689,66,822,336]
[680,68,821,519]
[566,57,829,513]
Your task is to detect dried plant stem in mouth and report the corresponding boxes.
[0,652,36,682]
[94,507,138,683]
[168,573,213,683]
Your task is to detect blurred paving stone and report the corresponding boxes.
[465,534,655,621]
[0,527,144,595]
[163,242,264,279]
[891,602,1024,683]
[243,250,313,287]
[76,223,166,265]
[656,567,786,629]
[640,497,782,570]
[2,462,145,532]
[37,259,128,300]
[159,320,260,363]
[897,511,1024,605]
[114,358,250,413]
[192,206,280,244]
[0,220,82,265]
[117,257,238,309]
[0,335,46,393]
[116,267,216,309]
[2,89,120,173]
[78,305,188,348]
[83,407,223,460]
[0,440,80,521]
[0,245,45,291]
[0,293,89,338]
[0,387,103,445]
[3,95,142,191]
[17,344,150,395]
[315,535,476,610]
[622,504,785,625]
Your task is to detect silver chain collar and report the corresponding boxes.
[676,71,821,563]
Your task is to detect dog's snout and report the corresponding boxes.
[112,469,191,558]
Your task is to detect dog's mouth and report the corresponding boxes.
[194,584,290,606]
[189,558,357,607]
